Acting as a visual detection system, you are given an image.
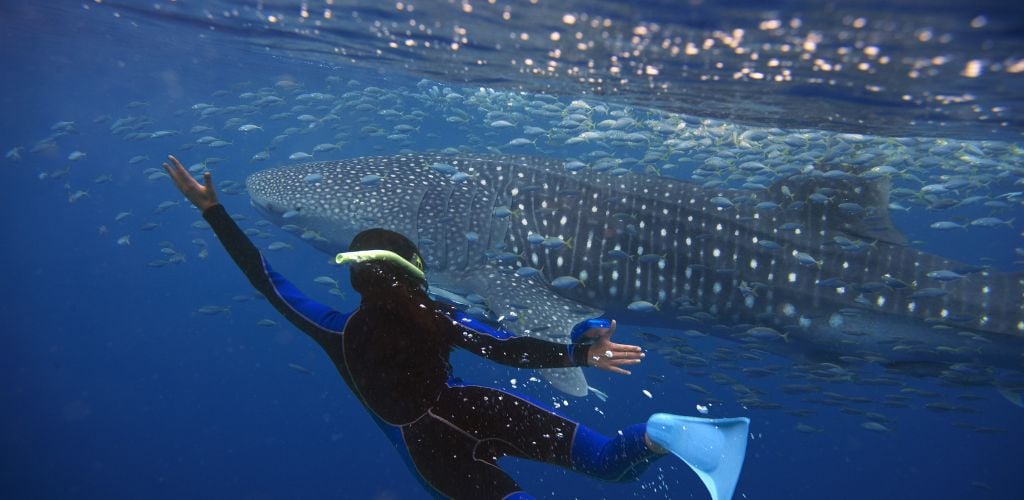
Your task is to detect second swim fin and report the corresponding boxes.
[646,413,751,500]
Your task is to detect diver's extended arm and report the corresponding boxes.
[163,155,349,348]
[446,309,643,373]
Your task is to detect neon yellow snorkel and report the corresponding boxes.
[334,250,425,281]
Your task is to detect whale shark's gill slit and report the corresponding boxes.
[449,178,474,270]
[616,180,634,301]
[564,174,585,295]
[671,183,688,303]
[458,181,481,264]
[510,167,535,276]
[460,158,488,265]
[481,188,503,264]
[473,183,497,261]
[581,175,604,297]
[657,179,684,304]
[417,174,453,270]
[643,178,662,303]
[487,160,520,267]
[528,173,555,282]
[593,179,613,297]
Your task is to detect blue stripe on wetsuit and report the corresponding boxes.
[263,260,350,331]
[203,204,349,350]
[570,423,657,481]
[570,318,612,343]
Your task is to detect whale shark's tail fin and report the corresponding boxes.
[646,413,751,500]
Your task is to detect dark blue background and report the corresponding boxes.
[1,4,1022,499]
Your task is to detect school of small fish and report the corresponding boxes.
[6,68,1022,435]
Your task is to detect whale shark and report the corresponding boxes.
[245,153,1024,397]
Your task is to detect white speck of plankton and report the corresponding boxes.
[696,404,710,415]
[642,389,653,399]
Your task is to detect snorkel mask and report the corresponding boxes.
[335,250,425,281]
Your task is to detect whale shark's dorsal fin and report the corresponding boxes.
[833,173,907,245]
[766,165,908,246]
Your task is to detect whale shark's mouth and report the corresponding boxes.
[249,197,282,218]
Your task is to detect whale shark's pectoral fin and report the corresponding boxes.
[997,385,1024,408]
[428,266,602,397]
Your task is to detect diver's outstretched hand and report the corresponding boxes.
[162,155,219,212]
[583,320,644,375]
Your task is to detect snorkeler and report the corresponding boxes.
[163,154,750,500]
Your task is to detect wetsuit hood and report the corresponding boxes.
[344,228,427,296]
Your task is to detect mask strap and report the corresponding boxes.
[335,250,425,280]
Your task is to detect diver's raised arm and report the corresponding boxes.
[163,154,349,348]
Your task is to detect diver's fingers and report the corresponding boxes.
[592,351,641,374]
[606,319,617,338]
[202,171,216,195]
[609,342,643,353]
[168,155,186,170]
[610,349,645,360]
[162,161,190,191]
[606,365,632,376]
[168,155,194,183]
[164,156,199,190]
[611,358,643,366]
[161,157,182,179]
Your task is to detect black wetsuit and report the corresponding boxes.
[204,204,661,499]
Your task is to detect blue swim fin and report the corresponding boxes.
[646,413,751,500]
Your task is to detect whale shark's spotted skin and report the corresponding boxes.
[247,154,1024,395]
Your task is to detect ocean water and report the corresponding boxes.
[2,1,1023,499]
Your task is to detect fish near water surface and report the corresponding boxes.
[246,154,1024,398]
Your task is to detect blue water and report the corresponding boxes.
[2,2,1023,499]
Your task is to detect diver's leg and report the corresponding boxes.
[569,422,662,481]
[433,385,662,482]
[400,410,533,499]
